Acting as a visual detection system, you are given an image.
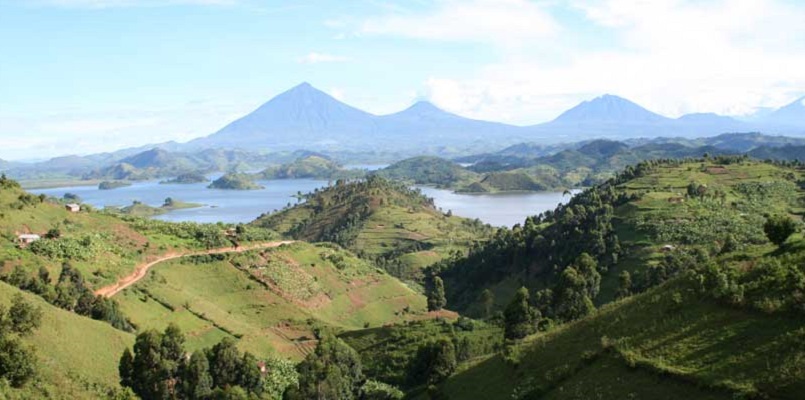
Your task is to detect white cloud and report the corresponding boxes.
[364,0,805,123]
[360,0,560,46]
[298,52,351,64]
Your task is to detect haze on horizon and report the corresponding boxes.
[1,0,805,160]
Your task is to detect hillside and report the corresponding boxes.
[115,242,427,360]
[256,154,363,180]
[208,173,264,190]
[375,156,478,188]
[433,157,804,315]
[0,282,134,399]
[433,276,805,399]
[253,176,492,280]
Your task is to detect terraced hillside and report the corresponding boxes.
[253,176,493,280]
[432,277,805,399]
[115,242,428,360]
[434,157,805,316]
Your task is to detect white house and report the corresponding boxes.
[18,234,41,246]
[65,203,80,212]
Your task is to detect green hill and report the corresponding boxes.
[208,173,264,190]
[256,155,363,180]
[432,157,801,317]
[433,276,805,399]
[252,176,493,280]
[0,281,134,399]
[115,242,427,360]
[375,156,478,188]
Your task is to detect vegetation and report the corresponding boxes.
[257,155,364,180]
[160,172,209,184]
[106,198,203,217]
[253,176,492,280]
[98,180,131,190]
[375,156,478,188]
[115,242,427,360]
[119,324,298,399]
[208,173,264,190]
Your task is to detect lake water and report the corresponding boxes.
[31,178,576,227]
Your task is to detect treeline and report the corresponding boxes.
[120,324,297,400]
[120,325,405,400]
[2,263,133,331]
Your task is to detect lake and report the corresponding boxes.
[31,178,576,227]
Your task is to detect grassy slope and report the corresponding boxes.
[461,160,804,314]
[0,185,162,288]
[116,242,427,361]
[0,281,133,399]
[254,178,491,279]
[436,279,805,400]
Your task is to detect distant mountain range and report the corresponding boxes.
[184,83,804,153]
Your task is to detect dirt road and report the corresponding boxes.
[94,240,295,298]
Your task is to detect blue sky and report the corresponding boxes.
[1,0,804,160]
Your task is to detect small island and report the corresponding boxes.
[159,172,209,185]
[98,180,131,190]
[208,173,264,190]
[256,155,364,180]
[109,197,202,217]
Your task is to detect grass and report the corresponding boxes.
[116,242,428,361]
[0,281,134,399]
[434,278,805,400]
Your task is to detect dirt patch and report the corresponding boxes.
[705,166,728,174]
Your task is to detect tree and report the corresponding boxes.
[164,197,174,207]
[0,296,41,388]
[237,352,262,395]
[7,294,42,336]
[289,336,364,400]
[764,214,798,247]
[503,287,539,340]
[127,329,171,400]
[479,289,495,318]
[721,234,739,254]
[427,276,447,312]
[553,267,595,322]
[409,338,457,385]
[0,337,37,387]
[208,337,242,389]
[119,348,134,389]
[182,351,213,400]
[616,271,633,300]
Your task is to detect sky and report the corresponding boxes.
[1,0,804,160]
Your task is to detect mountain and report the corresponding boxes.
[764,96,805,127]
[188,85,530,154]
[188,82,378,150]
[550,94,670,124]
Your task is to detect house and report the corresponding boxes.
[18,234,41,246]
[667,197,685,204]
[65,203,80,212]
[661,244,676,252]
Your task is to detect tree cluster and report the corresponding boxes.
[0,294,42,387]
[120,324,295,400]
[3,263,133,332]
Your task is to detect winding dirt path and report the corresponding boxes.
[94,240,296,298]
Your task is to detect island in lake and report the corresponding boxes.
[208,173,264,190]
[160,172,209,184]
[98,180,131,190]
[108,197,203,216]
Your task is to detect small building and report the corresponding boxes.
[65,203,80,213]
[661,244,676,252]
[18,234,41,246]
[667,197,685,204]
